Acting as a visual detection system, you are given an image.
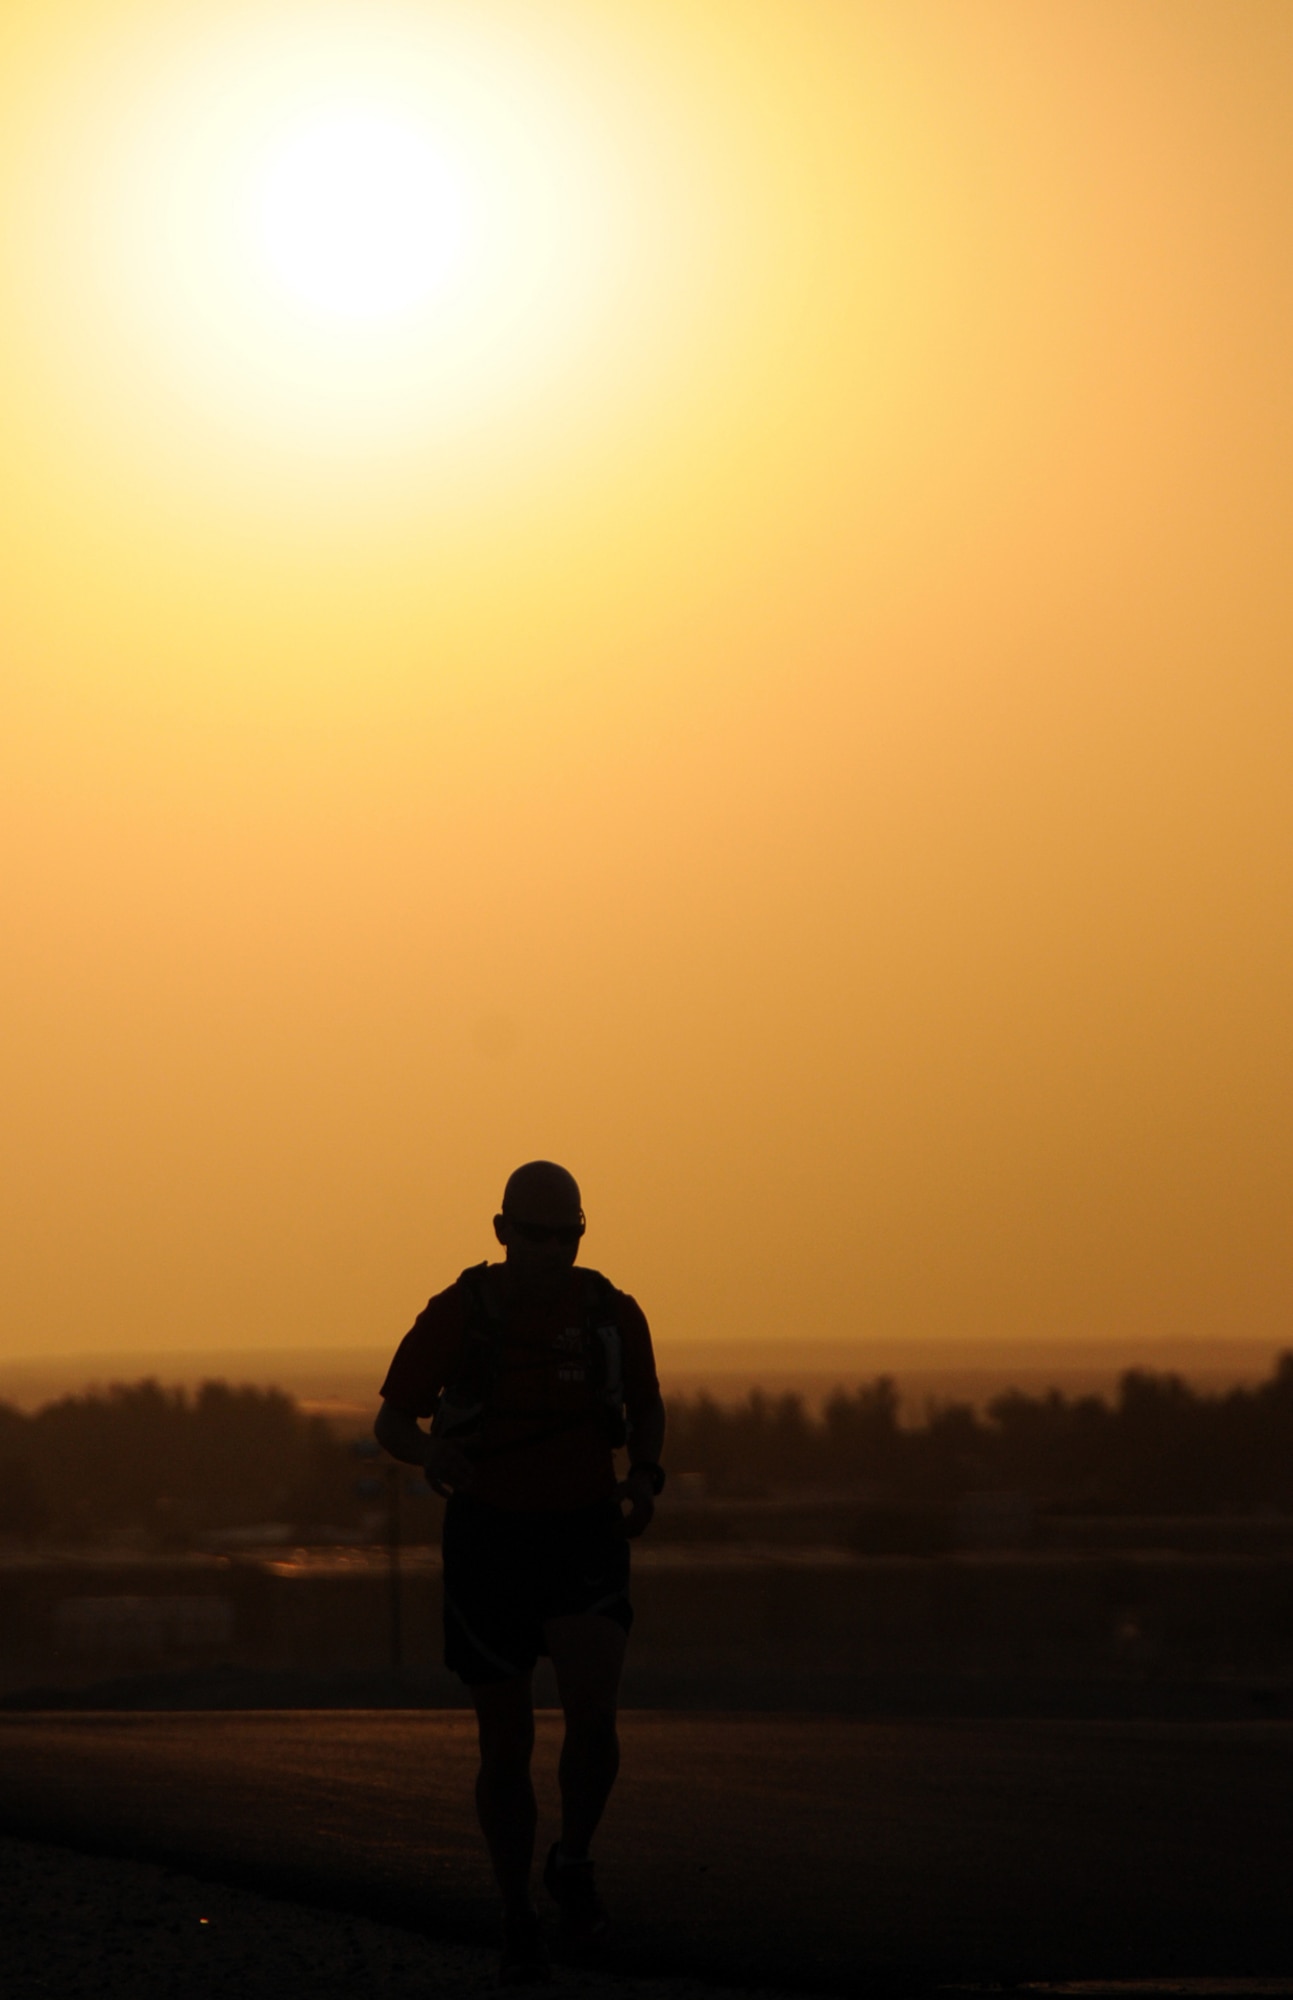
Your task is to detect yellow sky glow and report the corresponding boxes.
[2,0,1293,1369]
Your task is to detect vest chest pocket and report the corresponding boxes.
[435,1265,628,1450]
[554,1326,587,1386]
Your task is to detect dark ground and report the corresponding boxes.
[0,1831,810,2000]
[0,1712,1291,1993]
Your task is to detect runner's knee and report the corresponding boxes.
[474,1681,535,1770]
[478,1720,534,1771]
[562,1705,618,1751]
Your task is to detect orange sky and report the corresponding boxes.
[2,0,1292,1366]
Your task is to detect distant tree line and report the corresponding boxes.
[2,1357,1293,1544]
[667,1354,1293,1512]
[0,1380,363,1545]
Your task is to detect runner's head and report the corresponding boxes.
[494,1161,585,1284]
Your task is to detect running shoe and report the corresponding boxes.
[542,1843,609,1954]
[498,1908,550,1986]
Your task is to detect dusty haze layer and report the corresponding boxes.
[2,1,1292,1368]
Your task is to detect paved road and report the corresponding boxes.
[2,1832,792,2000]
[0,1713,1290,1990]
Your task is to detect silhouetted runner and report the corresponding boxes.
[375,1161,666,1984]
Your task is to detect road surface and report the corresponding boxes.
[0,1712,1290,1990]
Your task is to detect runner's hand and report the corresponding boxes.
[618,1467,656,1538]
[424,1435,475,1498]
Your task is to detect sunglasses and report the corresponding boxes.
[506,1218,586,1246]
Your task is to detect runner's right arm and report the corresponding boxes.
[373,1399,432,1467]
[377,1288,476,1495]
[373,1399,475,1496]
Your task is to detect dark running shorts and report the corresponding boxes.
[442,1494,632,1684]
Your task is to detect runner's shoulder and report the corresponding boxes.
[581,1271,651,1345]
[438,1262,648,1338]
[575,1268,642,1313]
[380,1281,468,1415]
[414,1277,472,1332]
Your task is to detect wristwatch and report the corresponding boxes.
[630,1460,666,1496]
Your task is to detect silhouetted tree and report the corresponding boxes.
[9,1354,1293,1545]
[667,1351,1293,1513]
[9,1378,362,1543]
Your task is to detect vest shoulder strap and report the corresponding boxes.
[457,1261,504,1333]
[579,1267,620,1316]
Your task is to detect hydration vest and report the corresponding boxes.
[431,1263,627,1456]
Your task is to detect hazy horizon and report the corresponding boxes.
[1,1331,1285,1418]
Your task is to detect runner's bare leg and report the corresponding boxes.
[471,1673,537,1916]
[545,1613,627,1859]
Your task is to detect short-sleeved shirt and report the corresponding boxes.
[380,1265,659,1512]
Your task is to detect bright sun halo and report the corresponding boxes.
[256,112,465,322]
[64,12,676,453]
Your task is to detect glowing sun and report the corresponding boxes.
[36,9,691,455]
[256,112,466,323]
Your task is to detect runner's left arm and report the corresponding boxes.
[620,1292,666,1535]
[620,1392,666,1535]
[626,1392,665,1470]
